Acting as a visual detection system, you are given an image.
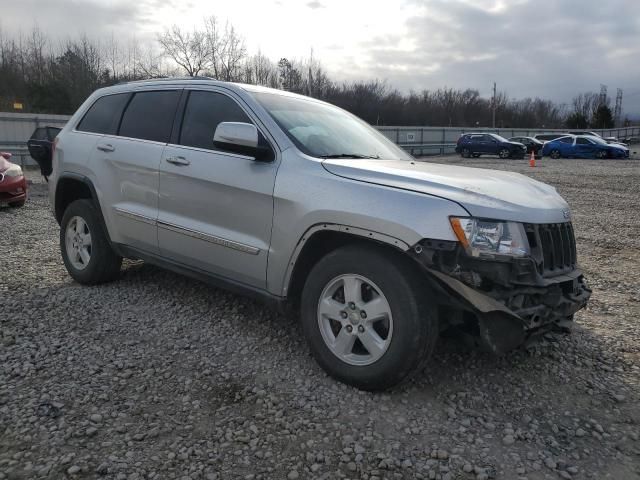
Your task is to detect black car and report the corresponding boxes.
[455,133,527,159]
[27,126,61,179]
[508,136,543,158]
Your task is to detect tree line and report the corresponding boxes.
[0,20,625,129]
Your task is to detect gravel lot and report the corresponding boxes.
[1,157,639,480]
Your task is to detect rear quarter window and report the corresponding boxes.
[76,93,130,135]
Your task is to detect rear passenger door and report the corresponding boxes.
[474,135,491,153]
[157,89,278,289]
[89,89,181,253]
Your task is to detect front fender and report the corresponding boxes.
[266,149,469,296]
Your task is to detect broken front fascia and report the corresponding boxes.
[411,238,592,354]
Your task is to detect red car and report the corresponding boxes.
[0,152,27,207]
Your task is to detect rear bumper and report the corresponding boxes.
[0,175,27,204]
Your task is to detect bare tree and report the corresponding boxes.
[158,25,209,77]
[203,17,246,81]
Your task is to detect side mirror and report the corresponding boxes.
[214,122,258,149]
[213,122,272,161]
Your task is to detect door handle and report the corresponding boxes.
[97,143,115,152]
[165,156,190,166]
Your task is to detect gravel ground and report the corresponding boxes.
[1,158,639,480]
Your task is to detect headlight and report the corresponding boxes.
[3,164,23,177]
[450,217,530,258]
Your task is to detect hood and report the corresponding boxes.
[322,159,571,224]
[608,143,628,151]
[0,156,11,172]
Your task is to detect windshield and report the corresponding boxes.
[490,134,510,142]
[252,92,411,160]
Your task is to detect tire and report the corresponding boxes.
[595,150,608,159]
[461,148,471,158]
[498,148,510,159]
[471,153,481,158]
[550,149,561,159]
[300,244,438,391]
[8,200,25,207]
[60,199,122,285]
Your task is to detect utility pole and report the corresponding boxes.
[599,84,608,107]
[614,88,623,127]
[492,82,496,129]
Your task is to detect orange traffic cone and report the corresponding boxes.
[529,150,536,167]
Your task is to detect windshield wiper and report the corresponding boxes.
[320,153,380,159]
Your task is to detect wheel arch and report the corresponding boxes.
[54,173,112,246]
[283,224,412,304]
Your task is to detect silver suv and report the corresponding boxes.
[49,78,591,390]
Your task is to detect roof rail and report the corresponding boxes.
[116,76,217,85]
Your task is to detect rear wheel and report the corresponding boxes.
[550,149,561,159]
[472,153,481,158]
[300,245,438,391]
[498,148,510,159]
[60,199,122,284]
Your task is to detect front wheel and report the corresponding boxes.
[9,200,25,208]
[461,148,471,158]
[472,153,481,158]
[60,199,122,285]
[300,245,438,391]
[595,150,608,159]
[550,149,561,159]
[498,148,510,159]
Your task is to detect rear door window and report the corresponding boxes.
[119,90,181,143]
[77,93,130,135]
[559,137,574,144]
[576,137,591,145]
[179,91,252,151]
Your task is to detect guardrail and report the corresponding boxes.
[397,143,458,156]
[0,142,32,167]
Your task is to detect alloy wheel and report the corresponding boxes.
[317,274,393,366]
[65,216,92,270]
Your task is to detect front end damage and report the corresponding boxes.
[412,223,591,353]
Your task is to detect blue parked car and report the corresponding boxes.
[541,135,630,159]
[456,133,527,159]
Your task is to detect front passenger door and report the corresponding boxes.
[157,90,278,289]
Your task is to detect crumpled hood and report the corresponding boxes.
[322,159,571,224]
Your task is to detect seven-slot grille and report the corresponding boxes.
[530,222,577,275]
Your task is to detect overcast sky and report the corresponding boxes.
[3,0,640,115]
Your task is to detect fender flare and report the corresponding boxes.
[281,223,411,297]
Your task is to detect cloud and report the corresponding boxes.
[340,0,640,113]
[0,0,161,43]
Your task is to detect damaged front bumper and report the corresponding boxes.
[413,239,591,354]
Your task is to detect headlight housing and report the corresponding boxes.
[450,217,530,258]
[3,163,23,177]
